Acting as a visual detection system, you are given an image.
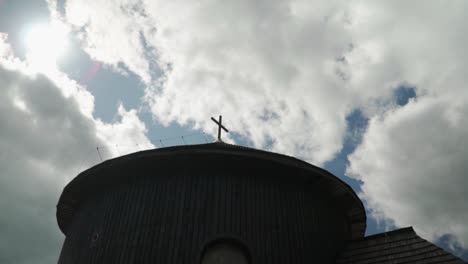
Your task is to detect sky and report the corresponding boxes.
[0,0,467,263]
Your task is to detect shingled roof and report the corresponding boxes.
[335,227,466,264]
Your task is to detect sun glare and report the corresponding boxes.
[24,22,69,72]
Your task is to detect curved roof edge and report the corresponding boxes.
[57,142,366,239]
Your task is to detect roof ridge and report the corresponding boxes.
[338,243,438,263]
[336,227,467,264]
[341,238,426,258]
[356,227,416,241]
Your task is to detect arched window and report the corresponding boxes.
[201,238,250,264]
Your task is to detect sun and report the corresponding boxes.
[24,21,69,72]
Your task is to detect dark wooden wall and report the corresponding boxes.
[58,160,350,264]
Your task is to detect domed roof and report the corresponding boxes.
[57,142,366,239]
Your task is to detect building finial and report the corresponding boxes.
[211,115,229,142]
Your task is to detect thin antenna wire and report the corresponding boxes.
[77,131,229,172]
[90,132,214,158]
[96,147,103,162]
[75,156,86,176]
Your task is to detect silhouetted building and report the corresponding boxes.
[56,142,466,263]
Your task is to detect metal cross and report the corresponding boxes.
[211,115,229,142]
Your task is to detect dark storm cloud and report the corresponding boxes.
[0,64,108,263]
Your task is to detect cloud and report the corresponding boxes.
[60,0,153,83]
[96,104,155,158]
[0,33,153,263]
[347,96,468,248]
[60,0,372,164]
[344,0,468,251]
[55,0,468,254]
[0,57,100,264]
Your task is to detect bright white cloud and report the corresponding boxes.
[62,0,153,83]
[348,95,468,248]
[345,1,468,251]
[60,0,370,164]
[0,32,153,263]
[96,104,155,158]
[54,0,468,253]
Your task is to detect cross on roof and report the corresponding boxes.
[211,115,229,142]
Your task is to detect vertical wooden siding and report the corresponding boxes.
[59,166,349,264]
